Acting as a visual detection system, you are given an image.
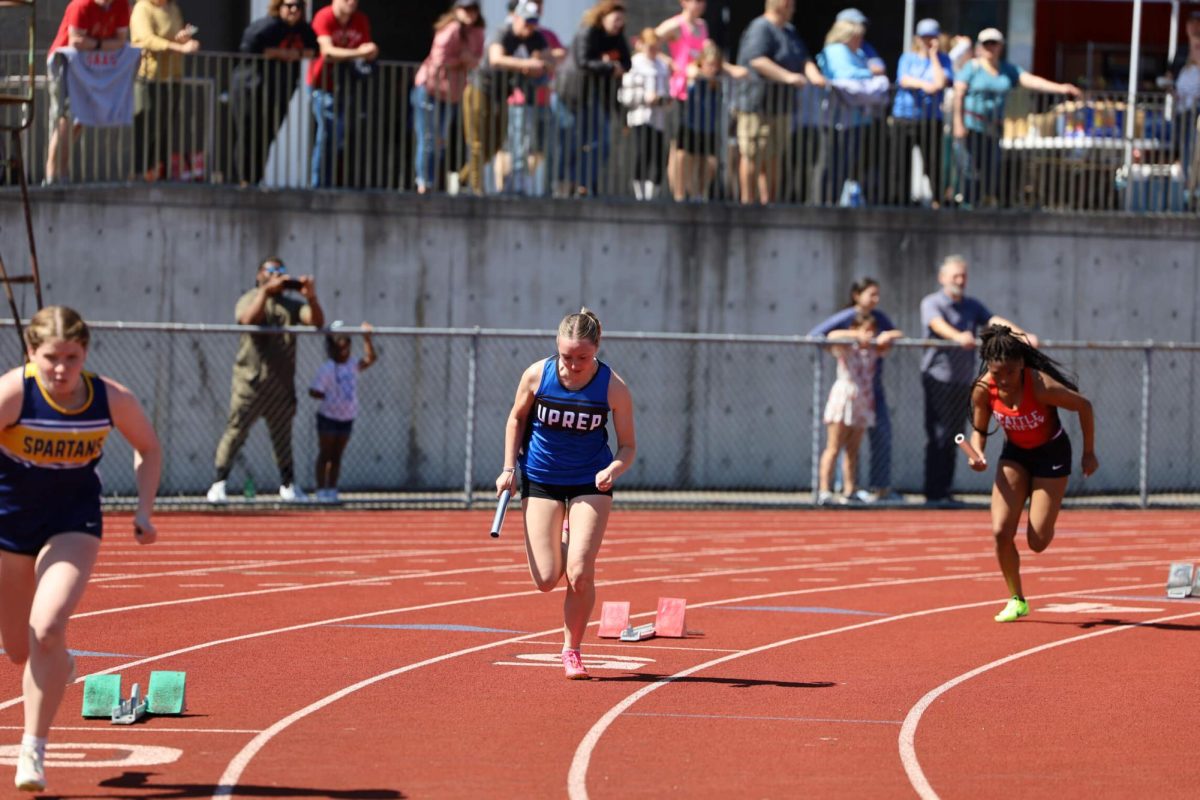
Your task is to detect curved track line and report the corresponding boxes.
[213,572,1163,798]
[898,607,1200,800]
[563,580,1165,800]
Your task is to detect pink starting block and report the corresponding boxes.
[653,597,688,638]
[598,601,631,638]
[598,597,696,640]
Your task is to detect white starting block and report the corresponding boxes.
[1166,563,1200,599]
[111,682,148,725]
[619,622,656,642]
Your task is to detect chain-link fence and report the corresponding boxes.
[1,322,1195,508]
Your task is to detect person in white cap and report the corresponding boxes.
[951,27,1080,207]
[890,17,953,206]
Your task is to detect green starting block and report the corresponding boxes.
[82,671,187,723]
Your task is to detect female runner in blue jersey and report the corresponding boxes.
[0,306,161,792]
[497,309,637,679]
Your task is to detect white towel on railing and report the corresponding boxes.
[53,45,141,127]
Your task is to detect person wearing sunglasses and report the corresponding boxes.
[207,257,325,504]
[235,0,318,186]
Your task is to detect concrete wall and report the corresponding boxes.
[0,187,1196,497]
[2,186,1197,340]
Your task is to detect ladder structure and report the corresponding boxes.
[0,0,44,350]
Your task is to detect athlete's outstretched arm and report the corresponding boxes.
[105,378,162,542]
[596,373,637,492]
[967,382,991,472]
[1033,371,1098,476]
[497,362,541,497]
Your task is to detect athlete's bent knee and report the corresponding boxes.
[1027,525,1054,553]
[29,619,68,654]
[565,566,594,594]
[992,528,1017,546]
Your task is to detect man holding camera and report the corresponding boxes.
[207,256,325,503]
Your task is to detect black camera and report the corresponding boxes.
[281,278,304,291]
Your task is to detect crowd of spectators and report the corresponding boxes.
[32,0,1200,209]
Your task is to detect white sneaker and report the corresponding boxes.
[279,483,308,502]
[14,746,44,792]
[206,480,227,504]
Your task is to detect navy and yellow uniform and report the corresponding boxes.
[520,357,613,499]
[0,364,112,554]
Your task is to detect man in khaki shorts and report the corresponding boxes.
[733,0,824,204]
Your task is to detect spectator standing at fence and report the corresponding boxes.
[818,17,889,206]
[816,311,901,505]
[553,0,631,198]
[44,0,132,185]
[411,1,484,194]
[462,1,545,195]
[952,27,1080,208]
[655,0,746,200]
[496,309,637,680]
[833,8,885,75]
[966,326,1097,622]
[307,0,378,189]
[0,306,160,793]
[1161,11,1200,196]
[809,277,903,503]
[734,0,825,205]
[130,0,201,182]
[207,257,325,505]
[673,41,726,200]
[620,29,671,200]
[308,323,376,503]
[891,18,952,207]
[235,0,317,187]
[920,254,1036,507]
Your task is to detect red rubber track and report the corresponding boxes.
[0,509,1195,799]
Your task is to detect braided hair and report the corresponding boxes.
[975,325,1078,392]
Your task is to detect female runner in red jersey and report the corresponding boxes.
[966,325,1097,622]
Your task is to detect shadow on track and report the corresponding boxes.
[1029,618,1200,632]
[600,674,836,689]
[37,771,408,799]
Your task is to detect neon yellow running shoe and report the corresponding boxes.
[994,596,1029,623]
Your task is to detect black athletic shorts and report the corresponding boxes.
[999,429,1072,479]
[520,474,612,502]
[0,497,103,556]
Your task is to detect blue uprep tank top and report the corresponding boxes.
[0,363,112,508]
[520,357,613,485]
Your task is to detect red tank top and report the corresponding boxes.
[988,368,1060,449]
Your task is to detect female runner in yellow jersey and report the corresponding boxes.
[0,307,161,792]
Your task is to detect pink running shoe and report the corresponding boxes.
[561,649,590,680]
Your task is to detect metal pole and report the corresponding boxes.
[1123,0,1144,212]
[1166,0,1180,121]
[1138,345,1151,508]
[463,329,479,509]
[810,346,822,505]
[902,0,915,58]
[1168,0,1181,65]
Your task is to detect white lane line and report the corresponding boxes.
[208,567,1166,798]
[563,579,1165,800]
[897,607,1200,800]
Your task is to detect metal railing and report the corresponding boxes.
[1,321,1194,508]
[1,48,1197,214]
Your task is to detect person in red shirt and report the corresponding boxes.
[306,0,378,188]
[44,0,131,184]
[966,325,1098,623]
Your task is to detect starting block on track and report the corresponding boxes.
[599,597,701,642]
[1166,563,1200,599]
[82,671,187,723]
[598,601,631,638]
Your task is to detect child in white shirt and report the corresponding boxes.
[309,322,376,502]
